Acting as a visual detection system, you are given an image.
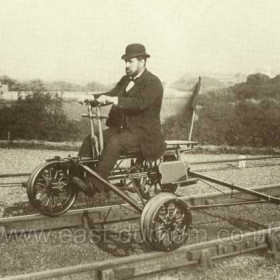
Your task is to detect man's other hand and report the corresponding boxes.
[77,95,91,105]
[96,95,118,105]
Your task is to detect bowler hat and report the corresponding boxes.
[121,43,150,60]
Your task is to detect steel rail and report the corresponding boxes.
[190,199,267,209]
[189,155,280,165]
[1,183,280,236]
[0,182,22,186]
[3,226,280,280]
[0,204,140,235]
[192,162,280,173]
[0,173,30,178]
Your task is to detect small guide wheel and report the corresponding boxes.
[27,161,77,216]
[140,192,192,251]
[129,163,176,201]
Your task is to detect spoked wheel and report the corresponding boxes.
[140,193,192,251]
[27,161,77,216]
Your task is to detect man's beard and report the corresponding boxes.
[126,68,138,77]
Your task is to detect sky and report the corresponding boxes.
[0,0,280,85]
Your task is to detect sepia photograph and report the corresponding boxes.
[0,0,280,279]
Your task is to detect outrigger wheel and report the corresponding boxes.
[140,192,192,251]
[27,161,77,216]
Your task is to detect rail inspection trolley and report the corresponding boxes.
[26,97,198,252]
[26,78,280,252]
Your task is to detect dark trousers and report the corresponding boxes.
[78,127,141,190]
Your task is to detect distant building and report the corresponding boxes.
[0,82,9,99]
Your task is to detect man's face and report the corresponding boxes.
[125,57,143,77]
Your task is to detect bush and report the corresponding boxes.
[163,73,280,148]
[0,91,81,141]
[163,98,280,148]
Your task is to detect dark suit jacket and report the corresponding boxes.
[105,69,165,161]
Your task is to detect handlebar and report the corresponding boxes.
[78,96,107,156]
[78,99,112,107]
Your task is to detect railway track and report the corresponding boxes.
[1,156,280,279]
[1,155,279,188]
[3,225,280,280]
[1,183,280,236]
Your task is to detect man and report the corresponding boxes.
[77,43,165,196]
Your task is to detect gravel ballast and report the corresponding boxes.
[0,148,280,278]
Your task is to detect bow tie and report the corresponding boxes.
[129,76,138,81]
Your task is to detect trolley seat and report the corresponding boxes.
[165,140,198,151]
[120,140,198,159]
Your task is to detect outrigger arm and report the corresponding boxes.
[189,171,280,205]
[81,164,144,213]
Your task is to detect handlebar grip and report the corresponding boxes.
[78,98,112,107]
[78,99,100,107]
[90,100,112,107]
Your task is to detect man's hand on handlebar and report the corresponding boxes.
[77,95,92,105]
[78,94,118,106]
[96,95,118,106]
[77,94,99,106]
